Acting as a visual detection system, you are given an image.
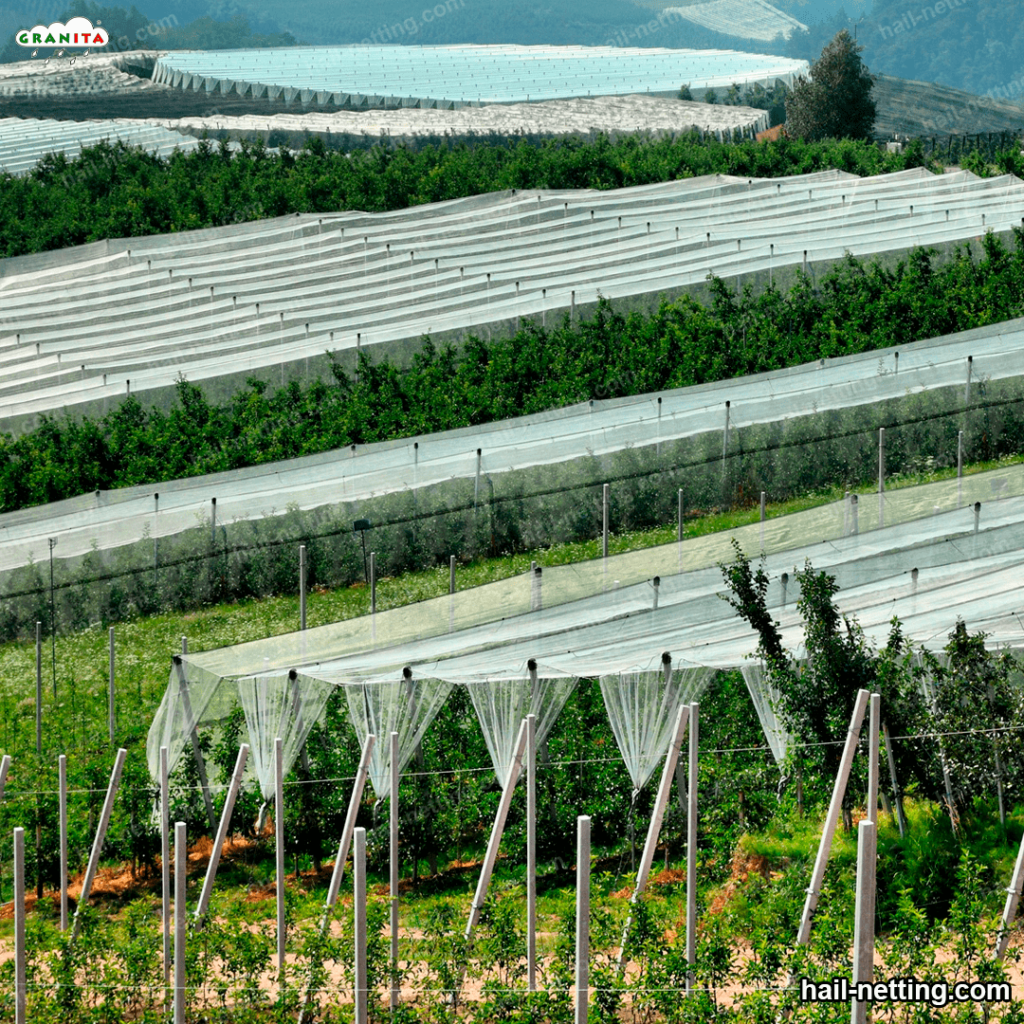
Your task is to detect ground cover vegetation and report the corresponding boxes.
[1,531,1023,1021]
[0,132,936,259]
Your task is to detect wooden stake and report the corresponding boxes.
[72,748,127,939]
[196,743,250,922]
[174,821,186,1024]
[59,755,68,931]
[795,690,869,948]
[576,815,591,1024]
[354,827,368,1024]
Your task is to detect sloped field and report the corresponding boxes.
[1,167,1020,433]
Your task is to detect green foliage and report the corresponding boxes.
[4,233,1024,521]
[786,30,876,141]
[0,131,912,260]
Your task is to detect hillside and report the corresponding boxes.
[873,74,1024,139]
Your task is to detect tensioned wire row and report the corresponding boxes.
[1,719,1021,802]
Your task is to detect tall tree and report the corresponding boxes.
[785,29,876,141]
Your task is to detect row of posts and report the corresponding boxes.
[11,688,1024,1020]
[8,687,706,1023]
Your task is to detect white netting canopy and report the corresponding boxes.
[600,667,715,794]
[236,671,335,801]
[343,672,454,800]
[740,662,793,764]
[468,673,579,787]
[146,462,1024,792]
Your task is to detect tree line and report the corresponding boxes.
[0,132,927,258]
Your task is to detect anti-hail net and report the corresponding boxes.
[342,674,454,800]
[236,672,335,802]
[740,662,793,763]
[468,674,578,787]
[600,667,715,795]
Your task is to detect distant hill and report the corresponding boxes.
[783,0,1024,99]
[872,74,1024,139]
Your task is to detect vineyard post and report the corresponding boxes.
[795,690,869,949]
[450,555,456,595]
[299,545,307,631]
[371,552,377,616]
[996,817,1024,959]
[878,428,885,528]
[462,719,529,988]
[602,483,609,560]
[161,745,170,987]
[59,755,68,931]
[14,827,25,1024]
[882,723,907,838]
[181,636,187,656]
[173,656,216,833]
[677,489,684,543]
[618,702,689,974]
[299,735,375,1023]
[957,431,964,507]
[965,355,973,406]
[108,627,115,745]
[533,565,543,611]
[355,827,368,1024]
[868,694,879,817]
[276,736,286,991]
[390,730,399,1011]
[174,821,186,1024]
[72,747,127,939]
[576,815,591,1024]
[974,501,981,534]
[527,712,537,991]
[0,755,9,803]
[851,493,859,535]
[851,819,877,1024]
[35,622,41,751]
[154,492,159,568]
[652,575,660,611]
[196,743,250,922]
[760,491,766,552]
[686,702,699,994]
[211,497,217,543]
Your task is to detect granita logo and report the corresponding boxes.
[16,17,109,47]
